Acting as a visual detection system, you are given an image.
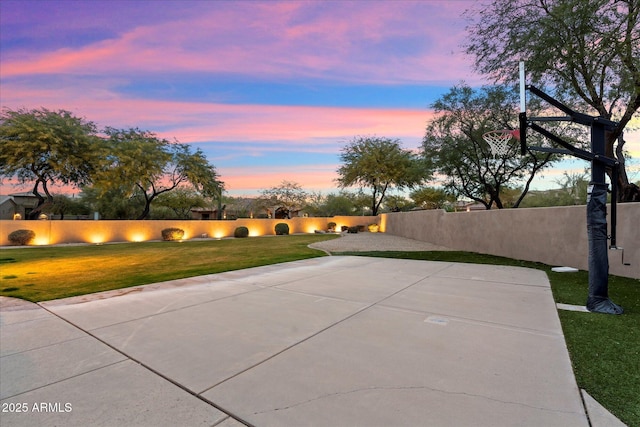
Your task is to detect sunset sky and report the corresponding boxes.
[1,0,638,197]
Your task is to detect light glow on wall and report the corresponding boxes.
[33,236,50,246]
[0,217,374,246]
[88,234,106,244]
[128,232,149,242]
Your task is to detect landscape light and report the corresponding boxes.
[33,236,50,245]
[128,232,147,242]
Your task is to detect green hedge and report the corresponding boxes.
[161,228,184,241]
[234,226,249,238]
[275,223,290,235]
[8,229,36,245]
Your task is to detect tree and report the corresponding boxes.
[154,187,207,219]
[92,128,223,219]
[336,136,426,216]
[302,191,364,217]
[80,186,145,220]
[519,172,591,207]
[46,194,92,219]
[555,171,590,204]
[323,192,360,216]
[221,196,256,219]
[382,194,416,212]
[0,108,99,219]
[410,187,456,210]
[422,84,556,209]
[302,191,326,217]
[350,190,377,215]
[259,180,308,218]
[465,0,640,201]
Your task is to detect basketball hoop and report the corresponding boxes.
[483,129,519,157]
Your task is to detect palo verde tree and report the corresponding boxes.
[0,108,99,219]
[465,0,640,201]
[92,127,223,219]
[422,84,556,209]
[337,136,426,216]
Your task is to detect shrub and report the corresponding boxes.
[327,222,337,231]
[368,223,380,232]
[234,226,249,238]
[357,225,366,232]
[8,229,36,245]
[161,228,184,241]
[275,223,290,235]
[348,226,359,234]
[341,225,349,232]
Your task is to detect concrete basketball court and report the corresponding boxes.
[0,238,626,426]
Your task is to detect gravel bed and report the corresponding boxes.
[309,232,454,253]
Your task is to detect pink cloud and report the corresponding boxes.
[2,1,479,85]
[220,164,340,194]
[1,81,433,148]
[0,82,435,195]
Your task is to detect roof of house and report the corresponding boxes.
[0,195,17,206]
[7,192,38,198]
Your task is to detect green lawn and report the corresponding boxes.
[1,240,637,425]
[0,234,339,301]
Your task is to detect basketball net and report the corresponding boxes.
[483,129,519,157]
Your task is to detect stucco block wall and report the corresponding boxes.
[381,203,639,279]
[0,216,377,246]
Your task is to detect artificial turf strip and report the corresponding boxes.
[0,234,339,302]
[336,250,639,427]
[559,309,639,426]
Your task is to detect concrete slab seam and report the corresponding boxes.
[246,263,359,289]
[50,286,267,333]
[434,272,551,289]
[197,266,445,395]
[35,303,257,427]
[195,301,374,395]
[0,334,87,358]
[210,415,238,427]
[578,388,594,427]
[42,262,371,333]
[580,389,629,427]
[1,359,127,400]
[267,285,370,305]
[375,303,565,339]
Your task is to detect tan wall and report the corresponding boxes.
[3,206,637,279]
[0,216,379,246]
[381,203,639,279]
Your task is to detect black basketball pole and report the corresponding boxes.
[586,122,623,314]
[522,85,623,315]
